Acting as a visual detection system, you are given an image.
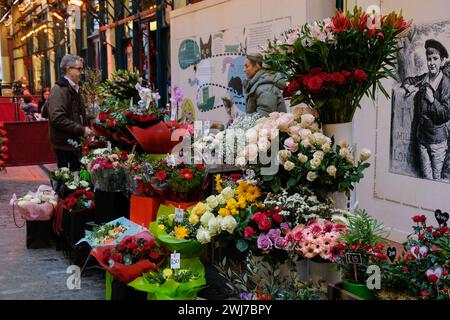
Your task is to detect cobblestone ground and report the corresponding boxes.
[0,166,104,300]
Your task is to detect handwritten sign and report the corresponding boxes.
[435,210,449,226]
[345,253,362,265]
[171,252,180,269]
[387,247,397,263]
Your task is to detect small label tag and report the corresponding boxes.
[345,253,362,265]
[73,172,80,185]
[174,208,184,223]
[171,252,180,269]
[107,141,112,152]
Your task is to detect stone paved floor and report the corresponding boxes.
[0,165,104,300]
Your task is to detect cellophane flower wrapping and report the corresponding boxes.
[90,231,168,284]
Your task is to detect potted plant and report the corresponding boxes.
[337,209,388,299]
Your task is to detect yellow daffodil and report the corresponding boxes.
[245,185,261,202]
[174,226,189,239]
[218,208,230,217]
[189,214,199,225]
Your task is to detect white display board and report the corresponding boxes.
[170,0,334,124]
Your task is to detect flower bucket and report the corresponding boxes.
[126,122,188,154]
[308,260,341,285]
[342,279,375,300]
[322,122,356,210]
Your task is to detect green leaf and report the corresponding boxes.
[287,177,299,189]
[236,239,249,252]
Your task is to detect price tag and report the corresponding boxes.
[73,172,80,185]
[345,253,362,265]
[171,251,180,269]
[107,141,112,152]
[174,207,184,223]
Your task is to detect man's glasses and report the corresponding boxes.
[70,67,84,72]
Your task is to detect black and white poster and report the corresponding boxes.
[390,20,450,184]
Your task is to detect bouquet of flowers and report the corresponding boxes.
[96,69,163,130]
[192,180,263,260]
[264,189,351,225]
[150,205,205,258]
[78,217,148,248]
[244,109,371,199]
[91,231,168,283]
[127,155,157,197]
[150,157,208,203]
[264,5,411,123]
[382,214,450,300]
[285,220,346,261]
[86,221,129,245]
[0,123,8,170]
[81,148,133,192]
[63,189,95,212]
[49,167,92,197]
[241,208,290,262]
[128,257,206,300]
[10,185,58,221]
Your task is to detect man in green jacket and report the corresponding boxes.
[48,54,93,171]
[243,53,287,116]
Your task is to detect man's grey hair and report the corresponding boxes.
[60,54,84,74]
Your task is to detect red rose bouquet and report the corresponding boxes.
[91,231,168,284]
[63,189,95,212]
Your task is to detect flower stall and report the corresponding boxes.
[23,4,450,301]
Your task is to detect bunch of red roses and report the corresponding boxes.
[0,123,8,170]
[284,67,367,96]
[91,231,168,283]
[104,236,168,267]
[64,189,95,212]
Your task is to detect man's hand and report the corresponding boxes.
[424,86,435,103]
[83,127,94,137]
